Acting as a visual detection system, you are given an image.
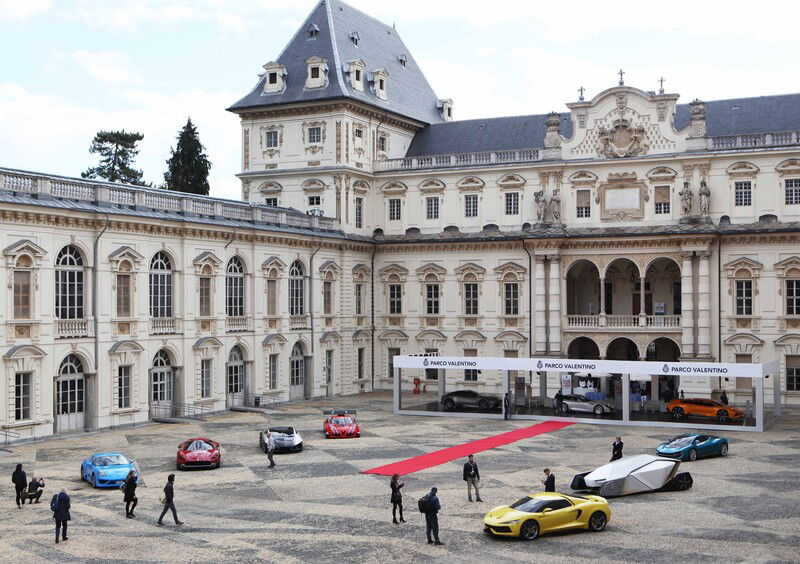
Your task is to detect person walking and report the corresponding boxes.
[123,470,138,518]
[265,429,276,469]
[503,392,510,420]
[463,454,482,502]
[422,487,442,545]
[720,390,729,405]
[27,476,45,504]
[611,437,624,461]
[52,488,70,543]
[541,468,555,492]
[390,474,405,524]
[157,474,183,526]
[555,389,564,414]
[12,463,27,508]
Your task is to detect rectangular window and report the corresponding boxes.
[200,359,212,398]
[426,197,439,220]
[464,349,478,381]
[323,280,332,315]
[425,348,438,380]
[505,192,519,215]
[787,279,800,315]
[268,354,278,390]
[464,282,479,315]
[735,279,753,315]
[787,355,800,391]
[199,276,212,317]
[13,270,31,320]
[308,126,321,144]
[355,69,361,82]
[388,198,401,221]
[379,78,385,90]
[355,197,363,228]
[268,72,277,84]
[389,283,402,314]
[265,130,278,148]
[355,283,363,315]
[504,282,519,315]
[354,128,363,139]
[464,194,478,217]
[118,365,131,408]
[388,347,400,379]
[264,197,278,207]
[786,179,800,205]
[576,189,591,218]
[14,372,31,421]
[357,348,365,380]
[426,283,440,315]
[734,181,752,206]
[378,136,387,152]
[308,195,321,207]
[310,66,320,79]
[116,273,131,317]
[654,185,670,214]
[325,349,334,384]
[266,279,277,316]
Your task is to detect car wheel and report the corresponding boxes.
[720,443,729,456]
[177,463,183,471]
[593,405,603,416]
[297,443,303,452]
[520,520,539,541]
[559,404,569,415]
[588,511,607,532]
[91,474,97,488]
[443,398,455,410]
[671,407,684,420]
[673,472,693,491]
[716,409,729,423]
[688,448,697,462]
[478,399,489,411]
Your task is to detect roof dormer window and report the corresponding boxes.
[268,72,277,85]
[371,68,388,100]
[305,56,328,89]
[262,61,286,94]
[346,59,366,92]
[307,24,319,39]
[355,69,361,82]
[379,78,385,90]
[437,98,454,121]
[398,54,407,68]
[350,31,359,46]
[311,66,320,79]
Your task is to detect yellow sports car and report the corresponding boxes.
[483,492,610,540]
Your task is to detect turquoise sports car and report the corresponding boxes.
[656,434,728,461]
[81,452,138,488]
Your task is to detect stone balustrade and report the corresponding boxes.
[709,131,800,150]
[374,148,542,172]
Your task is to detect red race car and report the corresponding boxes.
[176,437,221,470]
[323,410,360,439]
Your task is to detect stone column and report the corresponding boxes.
[639,276,647,326]
[534,256,547,355]
[599,277,606,314]
[681,251,695,358]
[548,255,561,355]
[697,250,711,358]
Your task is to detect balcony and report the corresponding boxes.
[55,318,92,338]
[709,131,800,151]
[565,314,681,331]
[289,314,309,330]
[151,317,180,335]
[225,316,249,332]
[374,148,542,172]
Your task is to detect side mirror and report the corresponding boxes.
[542,508,552,513]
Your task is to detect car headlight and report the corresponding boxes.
[97,470,106,477]
[212,451,220,458]
[292,435,302,444]
[502,519,520,525]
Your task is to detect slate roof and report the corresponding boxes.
[407,93,800,157]
[227,0,443,125]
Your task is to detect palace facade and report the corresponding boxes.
[3,0,800,439]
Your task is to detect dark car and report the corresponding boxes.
[441,390,501,411]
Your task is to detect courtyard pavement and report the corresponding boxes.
[1,391,799,563]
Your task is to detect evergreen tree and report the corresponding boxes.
[163,118,211,195]
[82,130,146,185]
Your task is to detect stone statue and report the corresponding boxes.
[548,190,562,223]
[699,180,710,217]
[679,181,693,217]
[534,190,546,222]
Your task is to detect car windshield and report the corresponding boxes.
[332,417,353,425]
[94,454,128,466]
[509,496,551,513]
[665,436,693,448]
[270,427,294,435]
[186,440,213,451]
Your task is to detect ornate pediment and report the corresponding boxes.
[262,255,287,277]
[318,260,341,277]
[454,262,486,280]
[494,261,526,278]
[774,256,800,279]
[415,329,447,346]
[3,239,46,263]
[456,176,485,191]
[725,161,759,178]
[378,329,409,342]
[319,331,341,344]
[418,178,446,193]
[301,178,326,193]
[380,180,407,195]
[496,173,526,189]
[723,257,763,278]
[352,263,371,279]
[776,159,800,176]
[352,180,370,194]
[646,166,678,183]
[378,263,409,281]
[416,262,447,279]
[193,251,222,274]
[568,170,598,186]
[597,118,648,158]
[454,330,486,347]
[258,181,283,194]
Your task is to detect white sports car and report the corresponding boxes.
[570,454,693,497]
[558,394,615,416]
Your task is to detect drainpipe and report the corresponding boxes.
[523,241,533,358]
[92,212,110,431]
[370,243,377,391]
[309,243,322,353]
[717,233,722,390]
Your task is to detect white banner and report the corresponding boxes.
[392,355,771,378]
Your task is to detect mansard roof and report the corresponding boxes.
[228,0,443,125]
[406,93,800,157]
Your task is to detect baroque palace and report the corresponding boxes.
[3,0,800,438]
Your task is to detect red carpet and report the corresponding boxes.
[362,420,573,476]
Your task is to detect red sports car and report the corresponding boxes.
[176,437,221,470]
[323,410,360,438]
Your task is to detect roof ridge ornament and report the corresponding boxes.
[618,69,625,86]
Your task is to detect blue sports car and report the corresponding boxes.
[656,434,728,461]
[81,452,138,488]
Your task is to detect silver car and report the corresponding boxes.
[558,394,614,416]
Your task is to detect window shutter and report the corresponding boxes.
[654,185,670,204]
[576,190,591,207]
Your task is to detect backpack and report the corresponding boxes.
[417,496,430,514]
[50,494,58,512]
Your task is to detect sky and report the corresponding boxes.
[1,0,798,200]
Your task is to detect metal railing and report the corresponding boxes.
[229,392,280,410]
[374,148,542,172]
[1,429,21,446]
[150,402,208,421]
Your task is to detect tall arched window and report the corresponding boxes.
[150,252,173,318]
[289,260,305,316]
[57,354,85,421]
[290,342,305,393]
[55,245,84,319]
[151,350,173,402]
[227,345,244,394]
[226,257,245,317]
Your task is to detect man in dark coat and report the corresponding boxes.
[12,463,27,508]
[611,437,624,461]
[423,487,442,545]
[123,470,138,518]
[541,468,555,492]
[720,390,729,405]
[463,454,482,502]
[157,474,183,526]
[27,476,45,504]
[52,488,70,543]
[555,389,564,414]
[503,392,510,420]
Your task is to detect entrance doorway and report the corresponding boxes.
[227,346,245,407]
[290,342,305,400]
[56,354,85,433]
[151,350,174,415]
